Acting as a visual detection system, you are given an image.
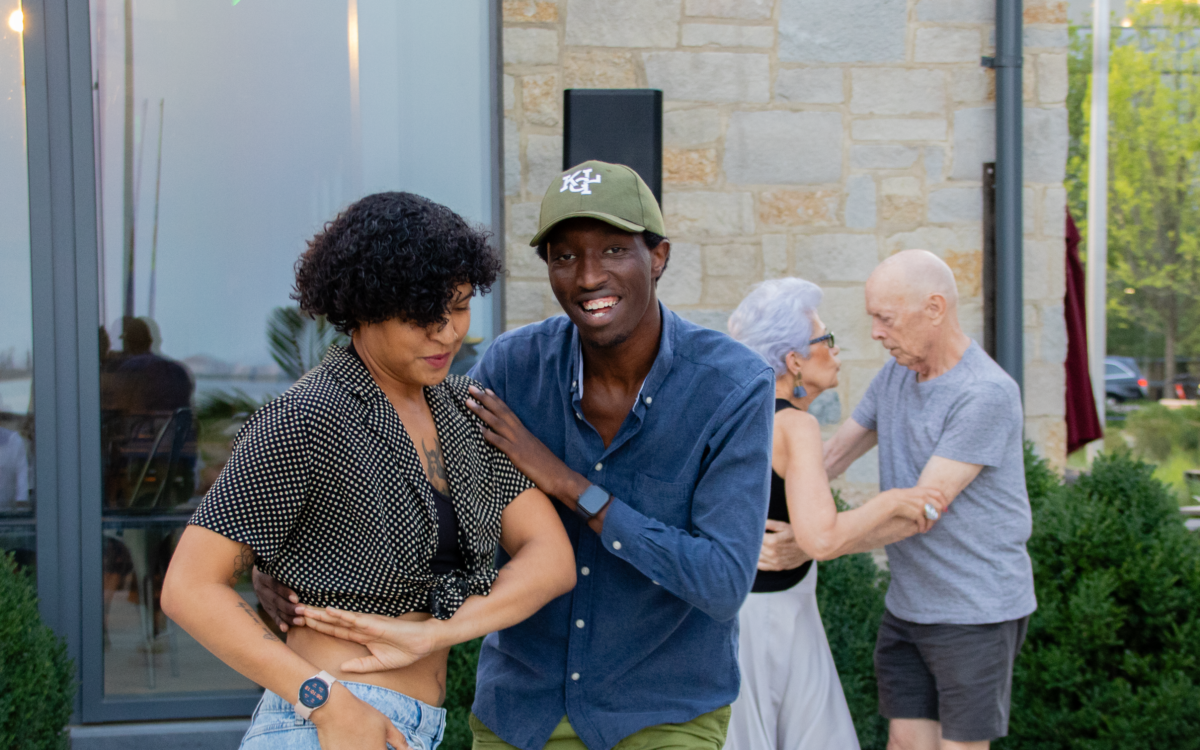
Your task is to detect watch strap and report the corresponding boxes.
[294,670,337,720]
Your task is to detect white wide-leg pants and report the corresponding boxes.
[725,563,861,750]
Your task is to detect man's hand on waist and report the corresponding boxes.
[252,567,304,632]
[758,520,812,572]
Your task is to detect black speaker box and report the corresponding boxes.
[562,89,663,204]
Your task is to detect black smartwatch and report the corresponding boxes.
[576,484,611,521]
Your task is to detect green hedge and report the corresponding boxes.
[0,553,75,750]
[1000,450,1200,749]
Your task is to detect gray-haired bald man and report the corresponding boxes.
[824,250,1036,750]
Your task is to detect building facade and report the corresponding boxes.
[500,0,1070,502]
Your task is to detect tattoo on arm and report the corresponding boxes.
[229,546,281,642]
[235,598,281,642]
[421,438,450,492]
[231,545,255,586]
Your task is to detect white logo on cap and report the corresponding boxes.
[560,168,602,195]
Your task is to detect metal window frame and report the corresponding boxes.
[488,0,506,339]
[23,0,507,724]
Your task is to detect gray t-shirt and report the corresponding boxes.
[852,342,1036,625]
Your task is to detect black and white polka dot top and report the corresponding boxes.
[189,345,535,620]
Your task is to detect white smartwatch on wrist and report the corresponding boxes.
[294,670,337,720]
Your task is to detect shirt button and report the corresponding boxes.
[612,541,622,550]
[652,581,660,586]
[644,396,652,405]
[575,412,582,420]
[571,673,580,681]
[581,566,590,576]
[572,380,577,389]
[576,619,585,629]
[595,462,603,471]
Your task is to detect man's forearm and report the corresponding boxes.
[543,464,617,534]
[824,420,878,479]
[600,499,757,622]
[546,466,589,510]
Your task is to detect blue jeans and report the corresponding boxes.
[239,680,446,750]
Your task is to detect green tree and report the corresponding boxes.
[1066,23,1092,223]
[1085,1,1200,380]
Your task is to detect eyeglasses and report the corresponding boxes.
[808,332,835,349]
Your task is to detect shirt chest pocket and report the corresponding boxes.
[632,473,693,528]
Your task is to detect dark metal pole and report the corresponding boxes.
[992,0,1024,392]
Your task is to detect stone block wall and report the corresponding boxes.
[500,0,1070,489]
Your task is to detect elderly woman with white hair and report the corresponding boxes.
[724,277,947,750]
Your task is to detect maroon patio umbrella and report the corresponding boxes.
[1064,210,1103,453]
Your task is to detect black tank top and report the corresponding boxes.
[429,486,465,575]
[750,399,814,593]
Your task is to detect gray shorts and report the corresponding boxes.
[874,610,1029,743]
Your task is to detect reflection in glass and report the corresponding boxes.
[89,0,496,699]
[0,0,35,576]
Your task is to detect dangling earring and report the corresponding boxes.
[792,372,807,399]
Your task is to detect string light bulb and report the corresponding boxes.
[7,9,22,33]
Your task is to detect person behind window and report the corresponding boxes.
[0,426,29,512]
[162,192,575,750]
[724,277,947,750]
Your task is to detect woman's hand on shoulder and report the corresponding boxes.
[881,487,947,534]
[312,683,410,749]
[297,606,438,673]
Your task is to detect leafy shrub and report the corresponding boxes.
[0,553,75,749]
[817,550,890,750]
[1123,403,1200,463]
[1001,451,1200,749]
[441,638,483,750]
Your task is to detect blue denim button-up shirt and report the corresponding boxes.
[468,306,774,750]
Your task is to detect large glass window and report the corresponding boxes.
[0,2,35,576]
[87,0,497,707]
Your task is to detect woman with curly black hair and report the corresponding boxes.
[162,192,575,750]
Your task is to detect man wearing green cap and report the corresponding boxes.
[462,161,775,750]
[252,161,774,749]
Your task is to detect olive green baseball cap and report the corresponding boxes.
[529,160,666,246]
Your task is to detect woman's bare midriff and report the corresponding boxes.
[286,611,450,707]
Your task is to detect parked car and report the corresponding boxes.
[1106,356,1149,403]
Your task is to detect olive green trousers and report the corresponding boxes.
[469,707,731,750]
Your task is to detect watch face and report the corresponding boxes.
[299,677,330,709]
[579,485,609,517]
